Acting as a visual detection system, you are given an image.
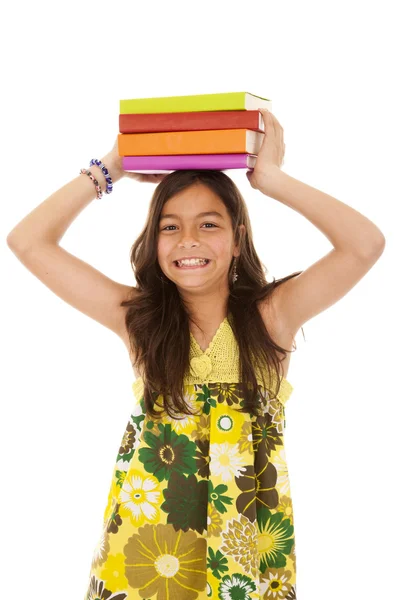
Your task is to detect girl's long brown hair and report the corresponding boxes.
[121,170,304,418]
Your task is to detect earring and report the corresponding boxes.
[232,257,238,283]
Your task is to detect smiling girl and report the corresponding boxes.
[7,109,385,600]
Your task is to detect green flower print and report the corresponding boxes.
[207,548,229,580]
[258,507,295,571]
[161,471,208,534]
[218,573,256,600]
[138,423,197,482]
[208,482,233,514]
[195,384,217,415]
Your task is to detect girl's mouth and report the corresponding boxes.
[173,259,211,269]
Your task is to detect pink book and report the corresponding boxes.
[122,153,256,174]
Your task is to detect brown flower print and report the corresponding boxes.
[220,513,258,578]
[106,502,123,535]
[124,523,206,600]
[85,574,127,600]
[195,438,210,478]
[118,421,138,455]
[207,504,223,537]
[259,388,285,434]
[238,420,253,454]
[236,449,279,521]
[190,413,210,442]
[252,413,283,458]
[276,495,295,526]
[208,382,243,406]
[260,567,294,599]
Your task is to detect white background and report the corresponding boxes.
[1,1,399,598]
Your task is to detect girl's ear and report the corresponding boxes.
[237,224,246,242]
[234,224,246,254]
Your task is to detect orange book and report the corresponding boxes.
[118,129,264,157]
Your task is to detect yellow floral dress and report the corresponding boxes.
[84,316,297,600]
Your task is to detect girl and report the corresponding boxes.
[7,109,385,600]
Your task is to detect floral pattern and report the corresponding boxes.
[84,331,296,599]
[124,523,206,599]
[218,573,256,599]
[118,469,161,526]
[220,514,259,578]
[139,423,197,482]
[161,471,208,534]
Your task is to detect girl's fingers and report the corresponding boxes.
[259,109,270,126]
[260,109,278,139]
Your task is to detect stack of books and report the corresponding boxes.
[118,91,272,174]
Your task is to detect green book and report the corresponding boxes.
[120,91,271,114]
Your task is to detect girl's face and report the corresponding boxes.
[157,183,243,292]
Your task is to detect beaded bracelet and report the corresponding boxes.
[89,159,113,195]
[79,159,114,200]
[80,169,103,200]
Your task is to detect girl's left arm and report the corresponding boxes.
[259,166,385,257]
[256,166,386,338]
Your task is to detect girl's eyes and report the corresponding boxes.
[161,223,218,231]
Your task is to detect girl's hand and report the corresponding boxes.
[246,108,286,190]
[103,136,169,184]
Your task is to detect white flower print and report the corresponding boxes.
[209,442,246,482]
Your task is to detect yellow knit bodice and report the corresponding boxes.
[131,316,294,406]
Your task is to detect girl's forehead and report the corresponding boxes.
[162,189,227,216]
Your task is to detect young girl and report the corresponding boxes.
[7,109,385,600]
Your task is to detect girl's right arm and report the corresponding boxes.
[6,147,137,340]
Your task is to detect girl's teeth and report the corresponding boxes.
[177,259,208,267]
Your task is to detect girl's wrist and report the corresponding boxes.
[90,155,124,192]
[255,166,286,194]
[102,154,125,182]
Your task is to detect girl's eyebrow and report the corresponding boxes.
[159,211,224,221]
